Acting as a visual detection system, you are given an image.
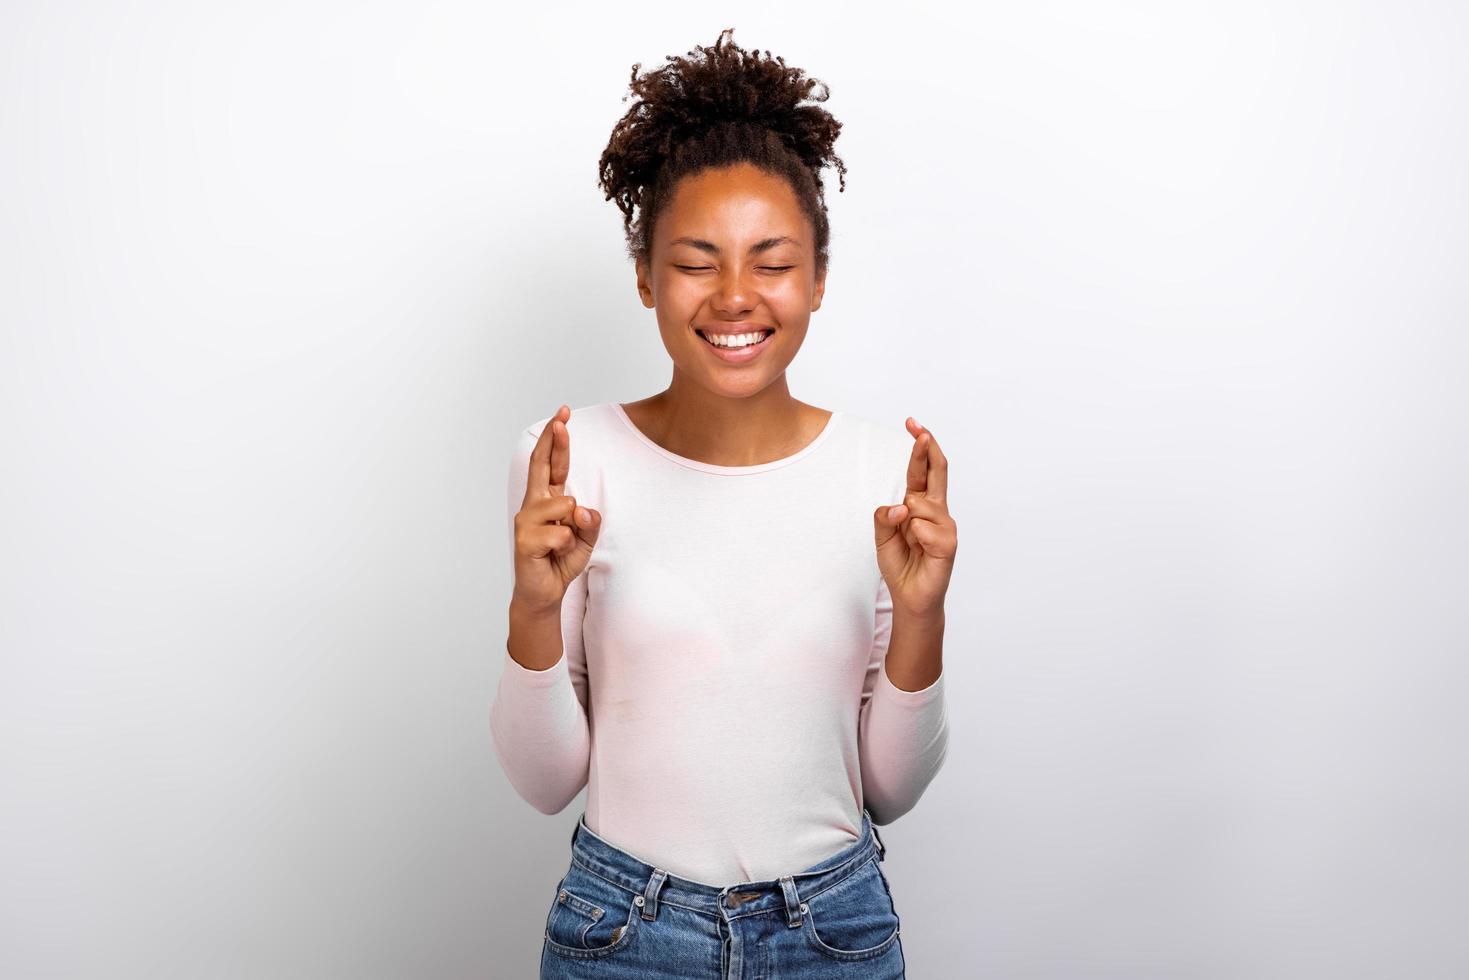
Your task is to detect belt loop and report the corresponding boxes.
[778,875,804,929]
[640,868,669,921]
[871,819,887,861]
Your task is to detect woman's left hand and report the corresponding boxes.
[873,418,958,620]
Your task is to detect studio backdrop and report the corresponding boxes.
[2,2,1466,978]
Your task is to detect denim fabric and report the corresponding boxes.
[539,808,905,979]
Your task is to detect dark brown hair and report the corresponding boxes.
[597,27,847,278]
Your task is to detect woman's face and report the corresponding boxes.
[636,162,826,401]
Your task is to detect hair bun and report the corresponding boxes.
[619,28,840,181]
[599,27,847,274]
[638,29,829,140]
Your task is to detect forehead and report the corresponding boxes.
[659,164,807,242]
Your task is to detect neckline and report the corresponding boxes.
[611,402,842,475]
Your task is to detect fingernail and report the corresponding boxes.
[887,506,903,521]
[577,507,589,524]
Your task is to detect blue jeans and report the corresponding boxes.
[539,808,905,978]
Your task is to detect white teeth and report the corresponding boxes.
[703,331,768,348]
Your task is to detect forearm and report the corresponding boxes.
[883,608,945,692]
[491,597,590,814]
[507,596,566,672]
[858,604,949,822]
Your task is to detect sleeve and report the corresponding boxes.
[488,423,593,815]
[856,460,950,825]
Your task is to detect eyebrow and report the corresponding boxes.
[669,236,801,256]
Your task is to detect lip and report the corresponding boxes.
[695,327,775,363]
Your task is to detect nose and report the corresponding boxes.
[710,267,756,316]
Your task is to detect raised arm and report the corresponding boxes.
[857,573,950,824]
[489,406,600,814]
[859,418,956,823]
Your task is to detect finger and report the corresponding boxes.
[573,506,602,551]
[869,502,904,564]
[908,516,957,559]
[521,523,578,560]
[529,494,602,552]
[521,495,601,560]
[903,418,928,496]
[549,405,572,491]
[524,404,569,503]
[919,424,948,501]
[873,502,906,551]
[905,418,948,502]
[523,494,578,527]
[899,491,950,525]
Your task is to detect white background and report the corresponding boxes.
[3,2,1467,977]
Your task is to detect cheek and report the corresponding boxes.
[769,287,814,322]
[768,272,814,301]
[652,273,812,325]
[656,278,707,314]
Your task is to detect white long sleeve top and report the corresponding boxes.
[491,402,949,886]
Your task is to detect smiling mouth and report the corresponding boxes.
[696,329,775,350]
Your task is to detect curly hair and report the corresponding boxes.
[597,27,848,278]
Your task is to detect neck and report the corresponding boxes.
[626,376,826,467]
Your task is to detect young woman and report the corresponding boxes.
[492,28,959,979]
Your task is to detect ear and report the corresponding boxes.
[635,255,655,309]
[811,263,827,312]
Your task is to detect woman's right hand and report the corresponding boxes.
[511,405,602,613]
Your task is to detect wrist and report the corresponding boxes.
[892,605,945,633]
[510,593,563,623]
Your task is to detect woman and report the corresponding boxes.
[492,28,958,979]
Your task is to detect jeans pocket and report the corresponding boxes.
[542,862,642,960]
[800,855,902,962]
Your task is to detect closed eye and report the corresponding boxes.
[673,265,794,273]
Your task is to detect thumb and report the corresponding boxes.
[560,506,602,584]
[873,502,906,552]
[573,506,602,551]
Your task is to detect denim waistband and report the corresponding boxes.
[566,809,888,923]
